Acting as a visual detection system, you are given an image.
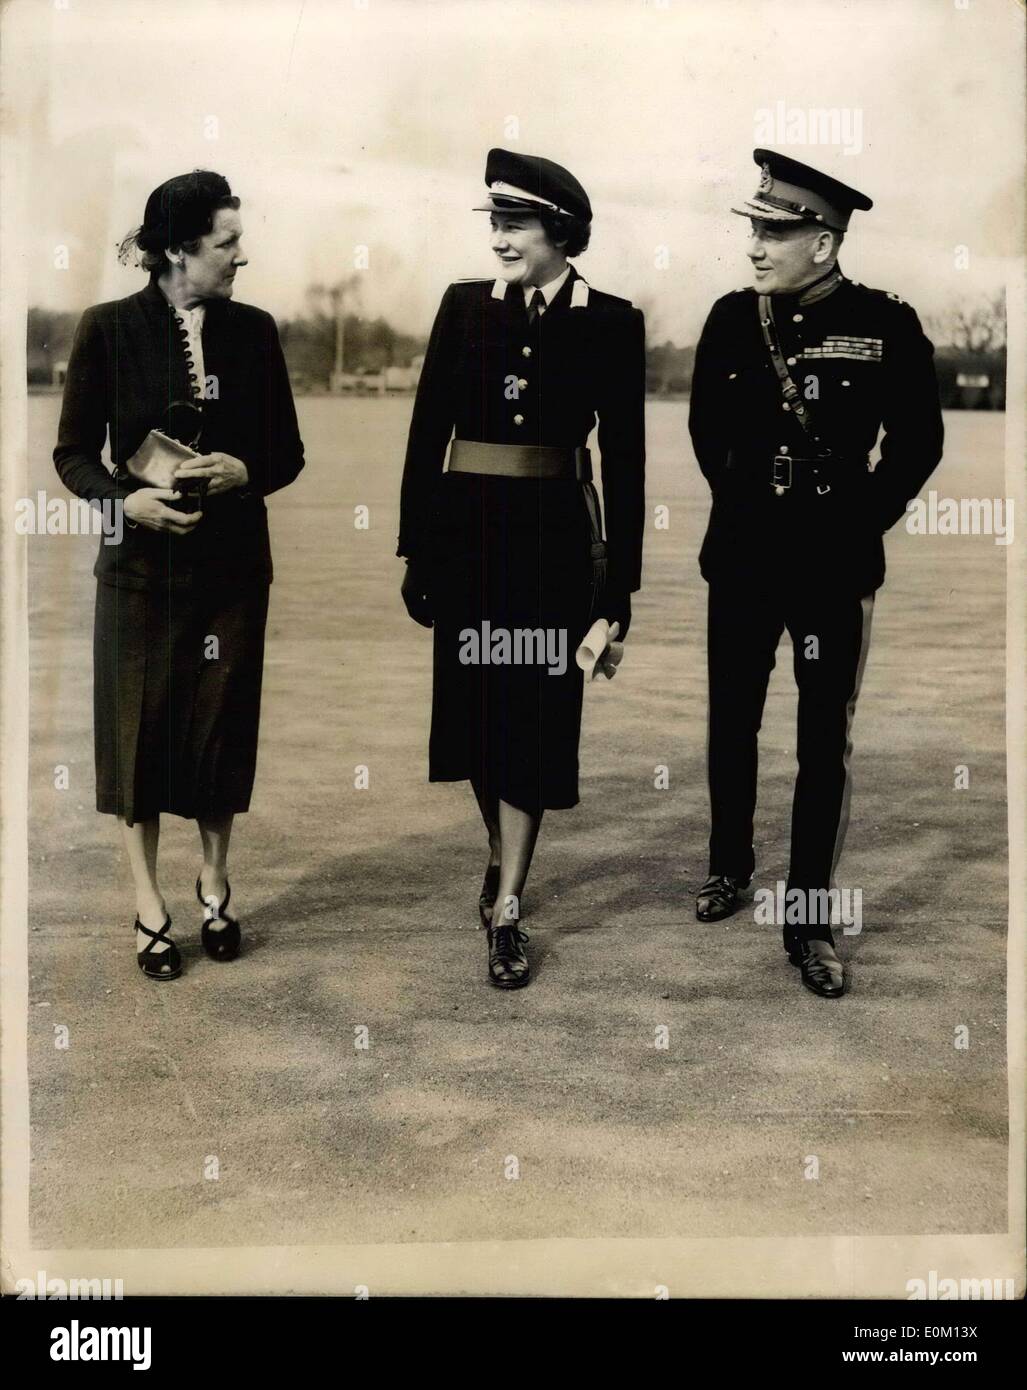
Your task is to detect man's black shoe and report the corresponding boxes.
[695,873,751,922]
[797,939,845,998]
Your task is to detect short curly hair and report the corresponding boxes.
[538,208,591,258]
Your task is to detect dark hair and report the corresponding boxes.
[538,207,591,258]
[118,169,240,275]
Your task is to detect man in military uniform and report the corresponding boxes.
[689,149,944,997]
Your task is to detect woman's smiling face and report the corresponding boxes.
[489,212,567,288]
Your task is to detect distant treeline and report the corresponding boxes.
[27,306,1006,408]
[26,306,425,393]
[278,314,425,392]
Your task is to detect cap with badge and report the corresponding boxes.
[732,148,872,232]
[473,148,592,223]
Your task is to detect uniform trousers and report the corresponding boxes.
[706,580,874,941]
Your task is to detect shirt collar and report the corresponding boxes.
[157,283,208,322]
[169,301,207,328]
[523,264,571,308]
[798,263,844,306]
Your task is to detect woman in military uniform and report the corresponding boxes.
[398,148,645,989]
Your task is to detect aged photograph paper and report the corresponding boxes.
[1,0,1024,1303]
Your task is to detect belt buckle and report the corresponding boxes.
[771,454,792,495]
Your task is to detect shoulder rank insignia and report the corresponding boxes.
[865,286,906,304]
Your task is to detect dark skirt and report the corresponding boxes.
[427,471,594,814]
[93,578,270,825]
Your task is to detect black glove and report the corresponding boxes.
[603,589,632,642]
[401,557,434,628]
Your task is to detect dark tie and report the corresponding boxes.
[526,288,546,325]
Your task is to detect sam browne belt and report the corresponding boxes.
[758,293,853,498]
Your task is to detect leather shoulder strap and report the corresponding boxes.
[757,294,830,455]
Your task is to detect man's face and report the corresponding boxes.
[490,212,566,288]
[178,207,248,301]
[746,219,828,294]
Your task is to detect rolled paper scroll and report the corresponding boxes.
[575,619,625,681]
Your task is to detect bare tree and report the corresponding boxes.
[928,292,1005,352]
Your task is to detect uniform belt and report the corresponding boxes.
[446,439,607,585]
[447,439,593,481]
[770,453,868,496]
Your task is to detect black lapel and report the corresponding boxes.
[200,297,232,400]
[135,280,194,409]
[135,278,175,343]
[498,279,528,328]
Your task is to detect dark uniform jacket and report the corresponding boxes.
[54,279,305,590]
[689,269,944,595]
[398,264,646,596]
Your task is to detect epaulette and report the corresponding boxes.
[859,284,908,306]
[570,278,590,308]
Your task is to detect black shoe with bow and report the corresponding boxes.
[135,914,182,981]
[695,873,751,922]
[197,878,242,962]
[485,918,530,989]
[797,938,845,998]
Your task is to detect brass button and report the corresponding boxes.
[513,414,524,425]
[782,402,791,411]
[792,313,804,323]
[517,378,528,389]
[779,445,789,454]
[728,372,737,380]
[841,379,851,387]
[786,356,797,366]
[522,346,532,357]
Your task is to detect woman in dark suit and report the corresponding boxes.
[54,170,304,979]
[398,148,645,989]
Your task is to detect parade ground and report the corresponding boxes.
[22,395,1009,1282]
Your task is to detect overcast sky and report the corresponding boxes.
[9,0,1024,344]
